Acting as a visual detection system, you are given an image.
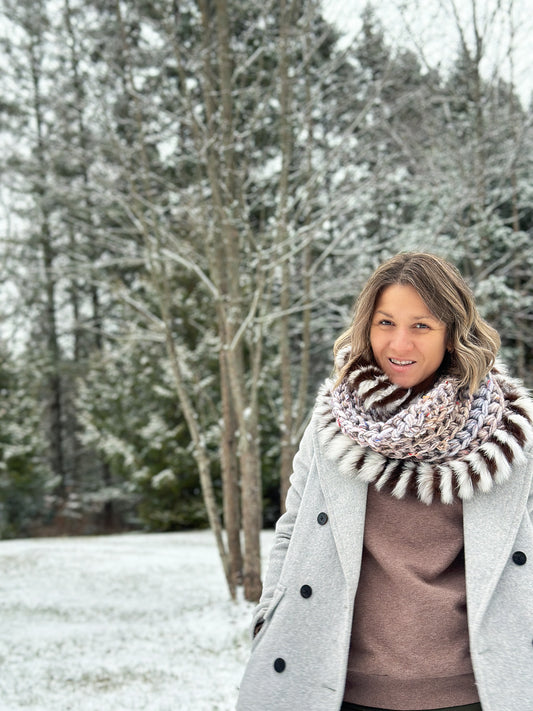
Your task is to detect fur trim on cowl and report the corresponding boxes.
[315,363,533,505]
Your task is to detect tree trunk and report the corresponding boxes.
[197,0,264,602]
[30,19,66,494]
[219,352,243,592]
[111,0,235,598]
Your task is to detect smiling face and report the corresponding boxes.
[370,284,449,393]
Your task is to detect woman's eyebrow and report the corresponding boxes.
[375,309,439,321]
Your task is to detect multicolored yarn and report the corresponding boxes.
[316,355,533,504]
[331,361,504,462]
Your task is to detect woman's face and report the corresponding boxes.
[370,284,449,393]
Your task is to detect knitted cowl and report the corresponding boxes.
[315,353,533,505]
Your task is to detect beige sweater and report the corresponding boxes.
[343,486,480,710]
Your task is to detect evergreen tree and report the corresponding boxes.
[0,349,52,537]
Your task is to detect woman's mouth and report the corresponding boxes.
[389,358,415,366]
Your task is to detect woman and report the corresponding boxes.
[236,253,533,711]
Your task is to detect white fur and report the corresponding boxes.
[438,465,455,504]
[391,461,415,499]
[375,459,400,491]
[417,463,437,505]
[468,451,495,492]
[364,383,395,406]
[449,460,475,500]
[478,440,512,483]
[358,450,386,483]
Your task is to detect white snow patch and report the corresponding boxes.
[0,529,275,710]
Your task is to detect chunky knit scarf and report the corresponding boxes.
[316,354,533,504]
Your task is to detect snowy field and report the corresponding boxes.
[0,529,274,711]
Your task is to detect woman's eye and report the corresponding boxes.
[414,323,429,329]
[379,319,393,326]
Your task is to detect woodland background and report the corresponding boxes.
[0,0,532,601]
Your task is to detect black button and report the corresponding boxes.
[317,512,328,525]
[512,551,527,566]
[274,657,286,673]
[300,584,312,598]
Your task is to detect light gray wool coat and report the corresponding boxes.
[236,401,533,711]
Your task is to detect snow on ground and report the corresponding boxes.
[0,529,275,711]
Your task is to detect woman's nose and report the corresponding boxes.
[390,328,413,351]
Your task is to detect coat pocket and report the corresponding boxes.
[251,583,287,651]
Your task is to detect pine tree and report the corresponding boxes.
[0,348,52,537]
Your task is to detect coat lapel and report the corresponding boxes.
[313,429,368,590]
[463,452,533,631]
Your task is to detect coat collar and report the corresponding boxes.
[312,423,368,589]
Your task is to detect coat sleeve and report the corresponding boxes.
[249,419,316,638]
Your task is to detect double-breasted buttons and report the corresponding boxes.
[317,511,328,525]
[512,551,527,566]
[273,657,286,673]
[300,584,312,598]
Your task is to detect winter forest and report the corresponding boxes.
[0,0,532,605]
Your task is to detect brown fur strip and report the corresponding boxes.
[496,438,516,465]
[477,450,498,477]
[374,387,412,409]
[501,415,528,447]
[507,402,533,425]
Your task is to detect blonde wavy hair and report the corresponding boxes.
[333,252,500,393]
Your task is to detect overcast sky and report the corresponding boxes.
[322,0,532,107]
